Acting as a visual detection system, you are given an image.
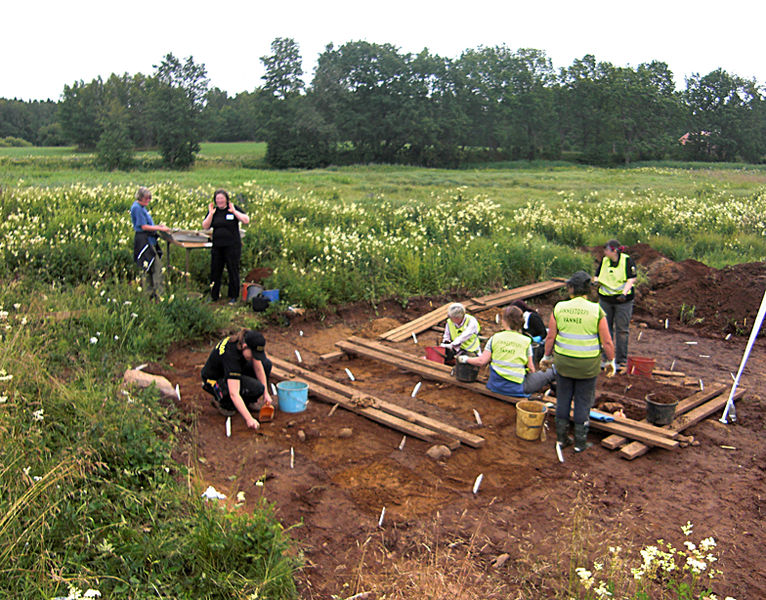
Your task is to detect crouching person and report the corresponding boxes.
[201,329,273,430]
[459,305,555,397]
[441,302,481,365]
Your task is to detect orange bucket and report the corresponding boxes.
[626,356,655,377]
[424,346,446,364]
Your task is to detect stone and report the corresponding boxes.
[426,444,451,461]
[123,369,176,400]
[338,427,353,438]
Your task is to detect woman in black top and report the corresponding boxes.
[511,299,547,365]
[202,189,250,303]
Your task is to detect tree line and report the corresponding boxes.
[2,39,765,168]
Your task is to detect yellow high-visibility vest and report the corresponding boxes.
[598,253,630,296]
[489,330,530,383]
[553,297,601,358]
[447,315,481,353]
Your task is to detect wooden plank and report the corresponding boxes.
[338,337,677,447]
[653,369,686,378]
[380,280,566,341]
[319,351,345,363]
[600,385,727,449]
[270,358,484,448]
[619,389,745,460]
[271,366,461,449]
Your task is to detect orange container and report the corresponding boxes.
[626,356,655,377]
[424,346,446,364]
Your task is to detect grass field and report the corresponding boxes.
[1,145,765,598]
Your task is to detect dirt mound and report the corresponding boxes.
[589,244,766,339]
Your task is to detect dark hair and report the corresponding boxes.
[502,305,524,330]
[511,299,536,313]
[605,239,624,253]
[213,188,230,202]
[567,270,592,296]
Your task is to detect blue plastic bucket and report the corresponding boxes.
[277,380,308,413]
[262,289,280,303]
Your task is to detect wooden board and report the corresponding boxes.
[319,351,345,363]
[379,279,566,342]
[270,358,485,448]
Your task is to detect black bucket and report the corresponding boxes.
[454,362,480,383]
[645,392,678,426]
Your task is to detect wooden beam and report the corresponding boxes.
[270,358,485,448]
[319,350,346,363]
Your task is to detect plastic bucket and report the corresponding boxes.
[626,356,655,377]
[277,380,309,413]
[262,289,280,303]
[425,346,446,364]
[242,282,264,301]
[645,392,678,426]
[454,362,479,382]
[515,400,547,441]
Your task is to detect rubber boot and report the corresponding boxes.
[574,423,593,453]
[555,418,572,447]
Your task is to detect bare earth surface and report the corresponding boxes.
[151,247,765,599]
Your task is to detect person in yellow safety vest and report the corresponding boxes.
[458,305,555,397]
[594,239,637,370]
[441,302,481,364]
[541,271,616,453]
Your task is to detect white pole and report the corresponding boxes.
[720,288,766,424]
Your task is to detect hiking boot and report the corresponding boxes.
[210,398,236,417]
[228,298,238,306]
[555,418,573,447]
[574,423,593,452]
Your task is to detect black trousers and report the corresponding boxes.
[210,244,241,301]
[211,358,273,410]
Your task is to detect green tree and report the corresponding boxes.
[95,99,134,170]
[59,78,104,149]
[261,37,305,100]
[149,53,208,168]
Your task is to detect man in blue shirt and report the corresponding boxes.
[130,186,170,300]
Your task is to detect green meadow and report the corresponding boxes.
[1,146,765,597]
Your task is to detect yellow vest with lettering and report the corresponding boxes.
[598,253,630,296]
[489,330,530,383]
[553,297,601,358]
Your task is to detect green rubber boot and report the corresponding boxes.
[555,418,573,447]
[574,423,593,453]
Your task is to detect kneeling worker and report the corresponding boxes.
[441,302,481,364]
[458,305,555,397]
[201,329,273,430]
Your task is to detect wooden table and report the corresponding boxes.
[158,230,212,275]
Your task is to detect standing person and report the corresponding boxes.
[200,329,273,431]
[511,299,547,365]
[130,186,170,301]
[202,188,250,305]
[594,239,638,370]
[541,271,616,452]
[441,303,481,364]
[459,305,555,397]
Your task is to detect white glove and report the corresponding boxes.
[539,355,554,371]
[457,355,469,364]
[603,359,617,377]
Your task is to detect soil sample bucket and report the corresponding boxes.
[626,356,655,377]
[454,362,480,382]
[424,346,446,364]
[516,400,547,440]
[242,282,264,302]
[645,392,678,426]
[277,380,309,413]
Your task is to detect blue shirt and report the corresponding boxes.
[486,367,527,397]
[130,201,156,245]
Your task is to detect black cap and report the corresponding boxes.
[567,270,592,288]
[243,330,266,360]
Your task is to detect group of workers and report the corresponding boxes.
[443,239,636,453]
[130,188,637,445]
[130,186,248,304]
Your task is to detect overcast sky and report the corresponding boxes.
[4,1,763,101]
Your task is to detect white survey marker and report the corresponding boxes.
[472,473,483,495]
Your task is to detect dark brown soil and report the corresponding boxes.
[150,250,766,599]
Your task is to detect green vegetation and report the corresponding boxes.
[0,151,761,596]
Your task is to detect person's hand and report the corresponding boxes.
[439,342,451,348]
[603,359,617,377]
[539,355,554,371]
[159,224,171,232]
[228,202,235,213]
[245,416,260,430]
[457,355,469,364]
[208,202,215,212]
[264,395,273,406]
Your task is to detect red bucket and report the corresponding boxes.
[626,356,655,377]
[424,346,446,364]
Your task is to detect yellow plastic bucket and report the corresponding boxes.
[515,400,547,441]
